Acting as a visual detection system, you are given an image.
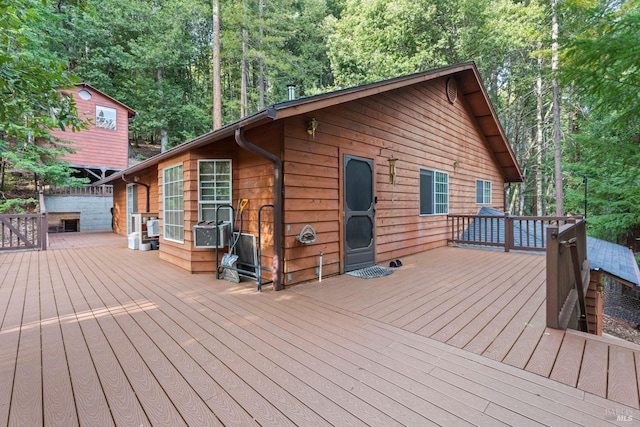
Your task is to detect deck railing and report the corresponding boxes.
[546,220,589,331]
[42,185,113,197]
[448,213,582,252]
[0,192,48,251]
[449,213,589,331]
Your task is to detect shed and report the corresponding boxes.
[98,62,523,290]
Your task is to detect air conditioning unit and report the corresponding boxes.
[146,219,160,237]
[193,222,231,248]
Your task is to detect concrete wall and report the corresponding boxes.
[44,195,114,231]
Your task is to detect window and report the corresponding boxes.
[198,160,232,222]
[163,164,184,242]
[476,179,492,204]
[96,105,116,130]
[78,89,92,100]
[126,184,137,235]
[420,168,448,215]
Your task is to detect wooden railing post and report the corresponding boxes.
[546,226,560,329]
[504,213,513,252]
[39,190,48,250]
[567,237,588,332]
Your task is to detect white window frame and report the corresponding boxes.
[419,168,449,215]
[163,163,184,243]
[198,159,232,222]
[96,105,117,130]
[476,179,492,204]
[126,184,137,235]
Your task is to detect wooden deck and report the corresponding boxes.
[1,232,639,426]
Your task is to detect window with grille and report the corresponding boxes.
[163,163,184,242]
[476,179,492,204]
[198,160,232,222]
[420,168,448,215]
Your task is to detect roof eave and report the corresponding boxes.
[95,108,276,185]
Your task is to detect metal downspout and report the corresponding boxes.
[235,128,283,291]
[122,175,150,213]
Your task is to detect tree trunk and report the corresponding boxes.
[258,0,265,110]
[0,158,5,193]
[535,48,544,216]
[212,0,222,129]
[552,0,564,216]
[157,68,168,153]
[241,27,248,118]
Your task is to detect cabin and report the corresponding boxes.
[99,62,523,290]
[51,83,136,181]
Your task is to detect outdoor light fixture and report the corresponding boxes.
[307,118,318,138]
[388,156,397,184]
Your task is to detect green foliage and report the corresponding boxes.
[564,114,640,244]
[5,0,638,248]
[561,0,640,245]
[0,0,87,188]
[562,0,640,129]
[0,197,37,214]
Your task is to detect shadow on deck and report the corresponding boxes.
[0,231,638,426]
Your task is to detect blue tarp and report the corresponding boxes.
[462,207,640,287]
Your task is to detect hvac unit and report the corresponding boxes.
[193,222,231,248]
[146,219,160,237]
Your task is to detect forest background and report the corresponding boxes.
[1,0,639,249]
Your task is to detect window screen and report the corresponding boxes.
[420,168,448,215]
[198,160,232,222]
[476,179,492,204]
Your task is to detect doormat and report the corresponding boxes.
[346,265,395,279]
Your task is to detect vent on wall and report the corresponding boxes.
[446,77,458,104]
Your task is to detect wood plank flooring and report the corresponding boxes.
[1,232,639,425]
[293,246,640,412]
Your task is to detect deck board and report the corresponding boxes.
[39,252,78,427]
[10,253,43,427]
[457,262,545,353]
[608,345,640,409]
[49,249,147,427]
[2,233,640,425]
[578,338,609,398]
[430,255,540,345]
[524,327,565,377]
[549,332,586,387]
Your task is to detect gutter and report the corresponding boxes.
[235,128,283,291]
[95,108,276,186]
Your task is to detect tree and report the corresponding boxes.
[0,0,87,193]
[562,0,640,245]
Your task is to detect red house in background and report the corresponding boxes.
[51,83,136,181]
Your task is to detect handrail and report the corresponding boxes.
[0,213,46,251]
[42,185,113,197]
[546,220,589,330]
[448,213,582,252]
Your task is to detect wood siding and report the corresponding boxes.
[109,76,512,285]
[51,86,130,170]
[112,167,159,236]
[149,127,281,274]
[282,77,506,285]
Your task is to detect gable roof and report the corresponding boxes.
[66,83,137,119]
[97,61,522,184]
